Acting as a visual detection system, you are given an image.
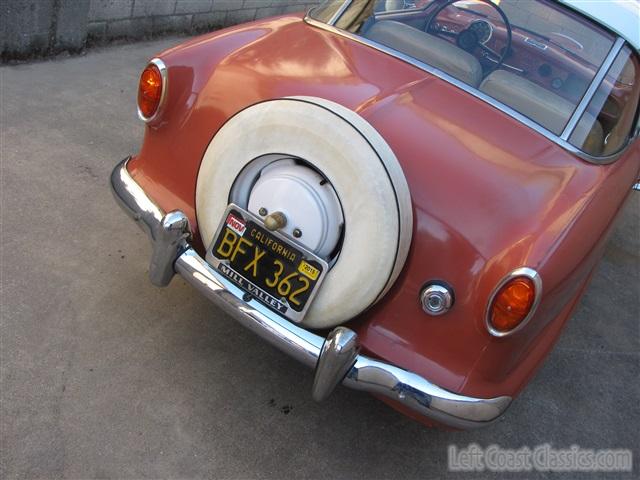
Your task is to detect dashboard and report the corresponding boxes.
[432,8,597,104]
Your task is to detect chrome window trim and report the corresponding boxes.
[560,37,625,140]
[328,0,354,26]
[485,267,543,338]
[305,8,637,164]
[137,58,168,124]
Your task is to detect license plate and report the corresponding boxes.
[205,205,328,322]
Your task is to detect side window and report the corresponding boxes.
[335,0,377,32]
[310,1,348,23]
[569,47,640,156]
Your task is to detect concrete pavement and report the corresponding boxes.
[1,38,638,479]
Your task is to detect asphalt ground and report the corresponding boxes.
[1,37,639,479]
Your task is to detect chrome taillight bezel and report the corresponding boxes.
[137,57,168,124]
[485,267,542,338]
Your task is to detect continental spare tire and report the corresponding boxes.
[196,97,412,328]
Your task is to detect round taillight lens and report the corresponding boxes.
[489,276,536,334]
[138,63,163,119]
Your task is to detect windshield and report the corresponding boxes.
[311,0,639,156]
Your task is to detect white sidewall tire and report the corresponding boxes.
[196,97,412,328]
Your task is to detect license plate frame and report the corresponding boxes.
[205,204,329,323]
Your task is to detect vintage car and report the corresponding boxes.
[111,0,640,429]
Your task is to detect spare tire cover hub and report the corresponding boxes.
[237,158,344,259]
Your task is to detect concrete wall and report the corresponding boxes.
[1,0,319,61]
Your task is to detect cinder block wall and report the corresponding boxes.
[86,0,319,45]
[1,0,320,61]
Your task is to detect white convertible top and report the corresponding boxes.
[557,0,640,51]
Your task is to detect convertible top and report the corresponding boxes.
[558,0,640,50]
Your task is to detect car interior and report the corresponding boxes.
[329,0,640,156]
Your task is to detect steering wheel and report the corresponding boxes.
[424,0,512,75]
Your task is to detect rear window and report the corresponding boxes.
[311,0,638,157]
[569,47,640,156]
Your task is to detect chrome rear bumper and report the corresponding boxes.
[111,157,511,429]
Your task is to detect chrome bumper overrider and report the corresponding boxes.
[110,158,511,429]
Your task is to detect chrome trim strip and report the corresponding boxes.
[111,157,512,429]
[303,15,633,164]
[560,37,625,140]
[485,267,543,338]
[523,37,548,51]
[328,0,353,26]
[137,58,168,124]
[482,53,525,74]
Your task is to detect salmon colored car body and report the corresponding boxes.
[111,0,640,428]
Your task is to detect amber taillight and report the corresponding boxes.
[488,276,536,334]
[137,62,164,120]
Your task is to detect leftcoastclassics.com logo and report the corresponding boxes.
[448,443,633,473]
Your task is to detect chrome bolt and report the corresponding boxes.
[293,228,302,238]
[258,207,268,216]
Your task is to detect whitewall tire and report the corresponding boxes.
[196,97,412,328]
